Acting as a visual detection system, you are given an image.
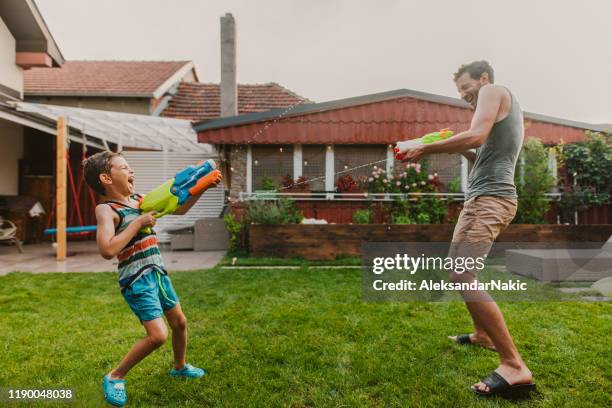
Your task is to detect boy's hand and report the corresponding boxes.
[137,211,157,228]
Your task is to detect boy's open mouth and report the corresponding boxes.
[128,176,135,188]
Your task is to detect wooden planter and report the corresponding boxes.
[249,224,612,260]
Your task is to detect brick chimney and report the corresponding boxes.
[220,13,237,117]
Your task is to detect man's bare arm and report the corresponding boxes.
[95,205,155,259]
[459,149,477,162]
[422,85,503,155]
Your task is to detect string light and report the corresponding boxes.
[279,147,283,153]
[304,160,308,166]
[254,159,259,166]
[327,145,332,151]
[344,164,349,170]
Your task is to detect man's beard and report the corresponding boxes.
[470,86,481,109]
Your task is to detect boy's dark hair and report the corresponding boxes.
[82,151,121,195]
[453,60,495,83]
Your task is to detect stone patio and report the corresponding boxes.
[0,241,225,275]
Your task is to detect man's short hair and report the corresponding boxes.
[83,151,121,195]
[453,60,495,83]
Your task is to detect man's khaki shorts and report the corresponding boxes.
[448,196,517,279]
[452,195,517,244]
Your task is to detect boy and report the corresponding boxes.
[83,151,221,407]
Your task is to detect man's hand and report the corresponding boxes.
[399,145,426,163]
[136,211,157,229]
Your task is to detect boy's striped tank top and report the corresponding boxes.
[104,194,166,290]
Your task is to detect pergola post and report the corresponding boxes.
[56,116,67,261]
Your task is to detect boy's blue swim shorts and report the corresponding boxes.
[122,267,179,322]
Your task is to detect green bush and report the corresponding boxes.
[514,137,555,224]
[261,176,277,191]
[560,131,611,206]
[248,198,303,225]
[446,177,461,193]
[224,213,249,256]
[352,209,371,224]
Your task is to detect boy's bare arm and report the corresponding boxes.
[95,205,156,259]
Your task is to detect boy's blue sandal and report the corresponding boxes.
[103,375,127,407]
[169,363,207,378]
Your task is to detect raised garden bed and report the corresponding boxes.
[249,224,612,260]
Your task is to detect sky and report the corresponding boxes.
[36,0,612,124]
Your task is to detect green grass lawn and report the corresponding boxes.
[0,266,610,407]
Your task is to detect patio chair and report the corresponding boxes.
[0,218,23,253]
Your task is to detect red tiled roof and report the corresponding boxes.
[24,60,191,96]
[161,82,311,121]
[196,89,604,145]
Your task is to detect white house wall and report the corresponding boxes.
[0,16,23,97]
[0,118,23,194]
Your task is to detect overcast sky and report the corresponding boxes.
[37,0,611,124]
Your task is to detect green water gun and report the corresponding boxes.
[395,128,454,159]
[138,159,222,233]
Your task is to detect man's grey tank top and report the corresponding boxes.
[465,87,524,200]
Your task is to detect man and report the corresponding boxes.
[397,60,535,398]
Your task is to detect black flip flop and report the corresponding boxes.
[451,334,496,351]
[454,334,473,345]
[471,371,536,399]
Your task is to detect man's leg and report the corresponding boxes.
[451,197,532,391]
[109,318,168,379]
[449,306,496,350]
[448,199,495,349]
[164,303,187,370]
[466,300,532,391]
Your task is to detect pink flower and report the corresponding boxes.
[406,164,411,169]
[373,165,378,170]
[412,183,417,187]
[428,175,434,181]
[383,179,388,184]
[396,181,401,186]
[405,185,410,190]
[420,181,426,185]
[374,174,379,179]
[368,177,374,182]
[388,174,394,180]
[415,163,421,173]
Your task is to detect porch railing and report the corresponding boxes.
[238,192,562,202]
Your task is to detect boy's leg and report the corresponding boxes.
[109,318,168,379]
[164,304,187,370]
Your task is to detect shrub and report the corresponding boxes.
[559,131,611,206]
[353,209,371,224]
[224,213,249,255]
[248,198,303,225]
[261,176,277,191]
[514,137,555,224]
[336,175,359,193]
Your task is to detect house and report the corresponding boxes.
[0,0,64,196]
[194,88,608,215]
[12,9,309,242]
[161,82,310,122]
[23,60,197,115]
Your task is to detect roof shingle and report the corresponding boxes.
[24,60,191,96]
[161,82,311,121]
